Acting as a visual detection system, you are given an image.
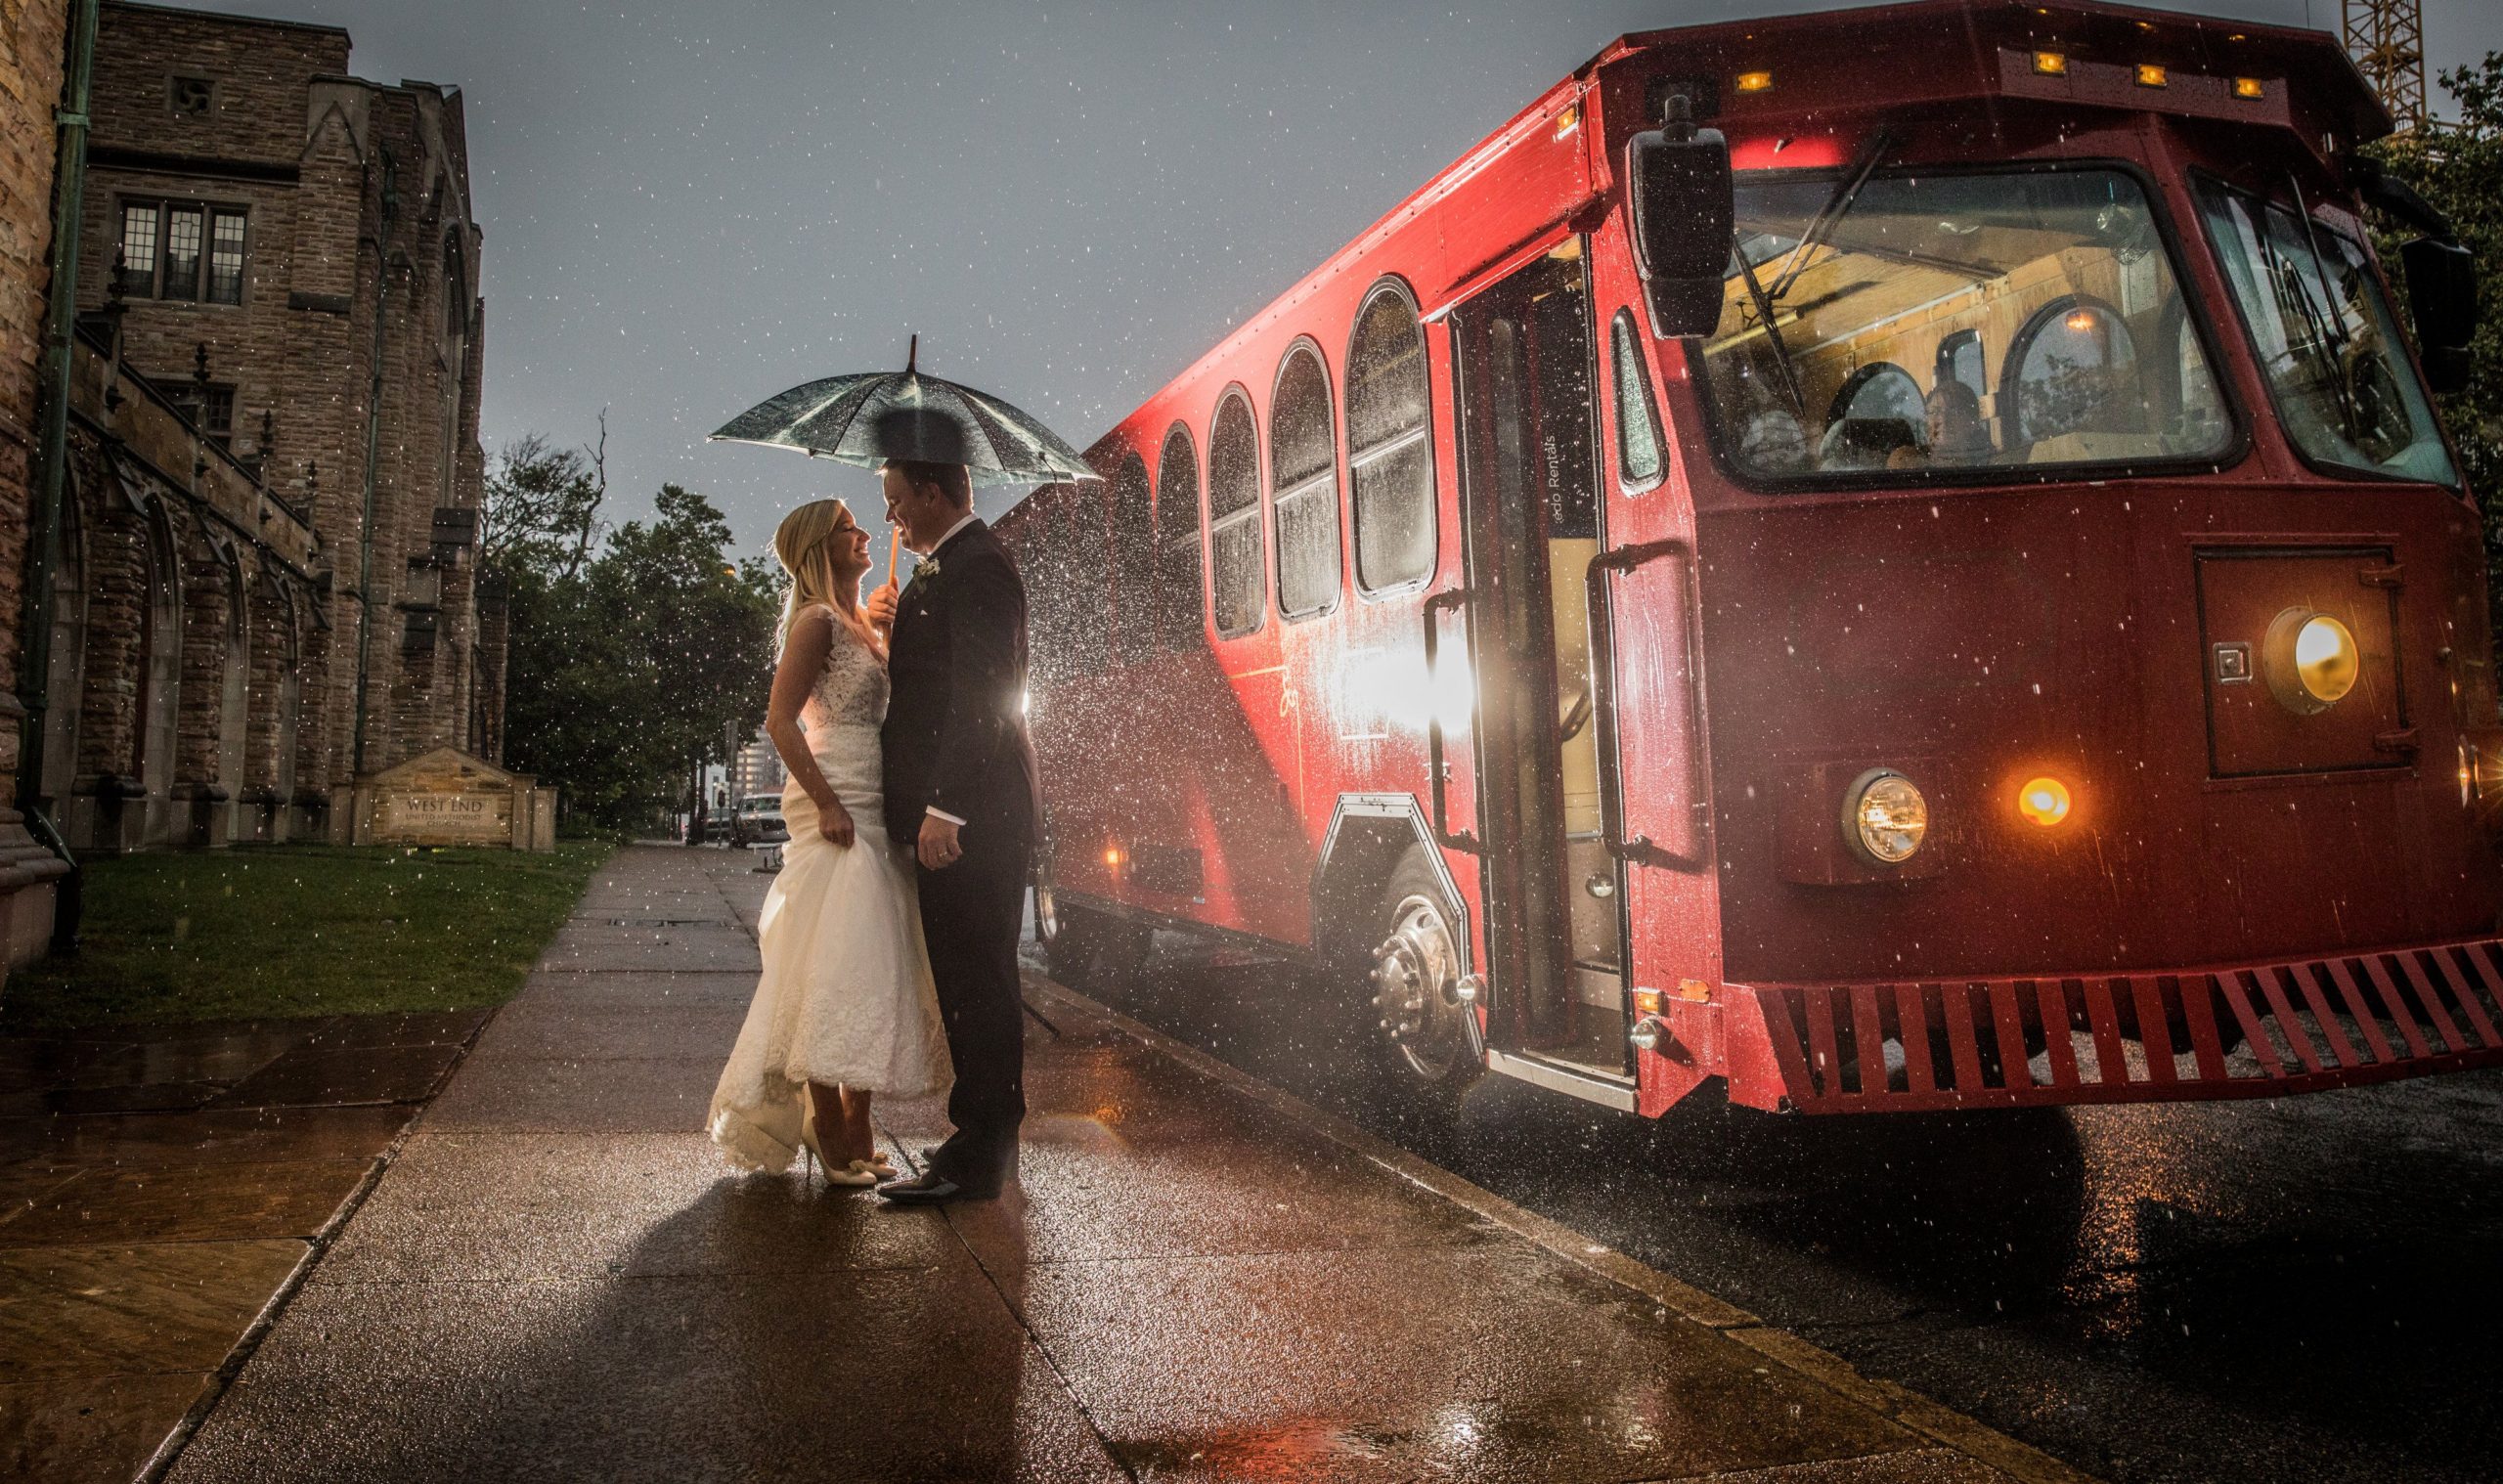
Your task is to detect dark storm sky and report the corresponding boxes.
[154,0,2503,555]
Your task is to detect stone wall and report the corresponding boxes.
[0,0,71,965]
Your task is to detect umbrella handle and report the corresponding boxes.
[885,528,902,589]
[905,333,917,374]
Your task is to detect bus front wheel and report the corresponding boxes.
[1363,849,1481,1093]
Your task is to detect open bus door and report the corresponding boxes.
[1447,240,1641,1109]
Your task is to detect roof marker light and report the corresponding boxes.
[2033,50,2068,76]
[1554,104,1580,139]
[2135,64,2168,88]
[1735,69,1774,94]
[2233,76,2265,100]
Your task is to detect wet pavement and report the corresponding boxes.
[153,846,2081,1483]
[1056,929,2503,1484]
[0,1011,488,1481]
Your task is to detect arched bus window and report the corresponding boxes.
[1207,389,1265,637]
[1609,308,1665,492]
[1345,282,1434,592]
[1821,363,1924,470]
[1066,477,1113,674]
[2005,297,2142,458]
[1269,342,1342,620]
[1155,421,1205,651]
[1111,452,1156,664]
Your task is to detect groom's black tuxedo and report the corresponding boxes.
[881,517,1037,1191]
[880,518,1039,845]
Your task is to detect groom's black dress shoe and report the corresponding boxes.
[876,1169,997,1204]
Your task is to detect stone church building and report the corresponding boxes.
[0,0,505,963]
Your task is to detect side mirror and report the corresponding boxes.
[1626,96,1734,338]
[2399,236,2479,395]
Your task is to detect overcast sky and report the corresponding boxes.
[154,0,2503,557]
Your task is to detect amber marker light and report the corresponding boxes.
[2233,76,2265,100]
[1553,104,1581,139]
[2294,615,2358,703]
[2135,64,2168,88]
[1103,846,1124,869]
[2018,776,2073,827]
[2065,308,2098,333]
[2033,50,2068,76]
[1735,69,1774,93]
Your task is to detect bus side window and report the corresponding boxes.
[1156,422,1206,651]
[1111,453,1156,665]
[1346,281,1436,592]
[1609,308,1666,493]
[1271,342,1343,621]
[1208,390,1266,638]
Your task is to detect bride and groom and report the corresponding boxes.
[707,438,1037,1205]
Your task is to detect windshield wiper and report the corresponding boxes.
[1734,243,1809,423]
[1768,130,1894,301]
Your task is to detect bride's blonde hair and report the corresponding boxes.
[772,498,857,650]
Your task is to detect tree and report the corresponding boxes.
[480,420,606,585]
[2372,56,2503,640]
[497,466,776,835]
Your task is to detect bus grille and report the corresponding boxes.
[1731,937,2503,1113]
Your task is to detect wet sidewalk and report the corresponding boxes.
[155,845,2086,1483]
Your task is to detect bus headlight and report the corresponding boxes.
[1844,768,1929,864]
[2264,607,2359,715]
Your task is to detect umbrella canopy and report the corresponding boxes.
[709,338,1097,486]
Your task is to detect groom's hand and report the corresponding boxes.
[917,814,963,870]
[864,581,900,633]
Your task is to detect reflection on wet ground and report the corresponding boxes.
[0,1013,487,1481]
[1057,931,2503,1484]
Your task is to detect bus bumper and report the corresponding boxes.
[1716,935,2503,1113]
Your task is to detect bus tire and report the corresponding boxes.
[1363,847,1481,1095]
[1046,899,1153,986]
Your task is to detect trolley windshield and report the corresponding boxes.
[2194,178,2459,488]
[1692,165,2233,483]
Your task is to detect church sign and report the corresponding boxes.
[336,748,557,851]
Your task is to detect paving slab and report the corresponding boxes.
[0,1158,375,1246]
[0,1241,306,1382]
[0,1372,214,1483]
[0,1104,413,1173]
[206,1041,467,1110]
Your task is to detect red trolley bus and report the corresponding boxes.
[1000,0,2496,1117]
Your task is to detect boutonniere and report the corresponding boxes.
[906,555,942,590]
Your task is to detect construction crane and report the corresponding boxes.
[2343,0,2429,132]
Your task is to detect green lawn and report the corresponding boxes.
[0,841,614,1030]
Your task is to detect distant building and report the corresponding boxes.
[731,733,786,802]
[31,0,503,852]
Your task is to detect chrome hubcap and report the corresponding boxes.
[1370,895,1462,1078]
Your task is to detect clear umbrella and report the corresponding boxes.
[709,336,1097,486]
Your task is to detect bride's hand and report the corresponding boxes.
[863,579,899,633]
[818,801,856,849]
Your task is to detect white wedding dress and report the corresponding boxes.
[709,610,951,1173]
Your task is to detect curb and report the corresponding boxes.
[1022,972,2101,1484]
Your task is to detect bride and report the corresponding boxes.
[708,498,950,1186]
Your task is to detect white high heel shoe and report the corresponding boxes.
[800,1116,878,1188]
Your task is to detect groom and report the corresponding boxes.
[866,424,1039,1204]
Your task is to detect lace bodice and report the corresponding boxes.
[801,609,889,734]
